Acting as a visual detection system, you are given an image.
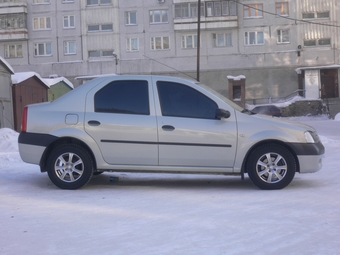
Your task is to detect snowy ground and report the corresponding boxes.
[0,116,339,255]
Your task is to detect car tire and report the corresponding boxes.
[47,144,94,190]
[247,143,296,190]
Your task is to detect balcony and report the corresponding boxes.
[174,16,238,31]
[0,2,27,41]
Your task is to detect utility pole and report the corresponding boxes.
[196,0,201,82]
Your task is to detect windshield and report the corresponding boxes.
[196,82,245,112]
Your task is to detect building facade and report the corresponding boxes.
[1,0,339,103]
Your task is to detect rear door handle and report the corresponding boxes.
[88,120,101,126]
[162,125,175,131]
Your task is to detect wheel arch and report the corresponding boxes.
[39,137,97,173]
[241,139,300,175]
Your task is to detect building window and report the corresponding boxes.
[33,0,50,4]
[64,41,76,55]
[174,2,205,18]
[244,3,263,18]
[304,38,331,47]
[125,11,137,25]
[150,36,170,50]
[149,10,168,24]
[87,0,111,6]
[182,34,197,49]
[33,17,51,30]
[213,33,232,47]
[89,50,114,57]
[88,24,113,32]
[63,15,75,29]
[34,42,52,56]
[277,29,289,43]
[302,12,330,19]
[275,2,289,16]
[126,38,139,51]
[206,1,236,17]
[63,0,74,2]
[4,44,23,58]
[245,31,264,45]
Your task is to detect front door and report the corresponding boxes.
[155,80,237,169]
[321,69,339,98]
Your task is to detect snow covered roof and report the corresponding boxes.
[295,65,340,74]
[0,56,14,74]
[11,72,47,85]
[227,75,246,81]
[43,77,74,89]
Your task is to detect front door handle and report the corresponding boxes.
[88,120,101,126]
[162,125,175,131]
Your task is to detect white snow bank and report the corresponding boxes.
[0,128,18,152]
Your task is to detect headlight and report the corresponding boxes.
[304,131,320,143]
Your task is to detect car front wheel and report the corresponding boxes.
[247,144,296,190]
[47,144,94,189]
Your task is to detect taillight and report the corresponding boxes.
[21,106,28,132]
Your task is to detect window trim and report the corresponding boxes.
[63,15,75,29]
[64,41,76,55]
[150,36,170,50]
[244,31,264,46]
[277,29,290,44]
[213,32,232,47]
[149,9,169,24]
[34,42,52,57]
[126,37,139,52]
[4,44,23,59]
[125,11,137,25]
[243,3,263,19]
[182,34,198,49]
[33,17,51,30]
[275,2,289,16]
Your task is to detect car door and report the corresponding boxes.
[84,78,158,165]
[154,79,237,169]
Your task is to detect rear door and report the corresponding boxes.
[154,79,237,169]
[84,77,158,165]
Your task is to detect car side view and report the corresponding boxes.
[18,75,324,190]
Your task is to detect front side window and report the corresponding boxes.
[125,11,137,25]
[126,38,139,51]
[150,36,170,50]
[63,15,75,29]
[277,29,289,43]
[95,80,149,115]
[64,41,76,55]
[182,34,197,49]
[244,3,263,18]
[33,17,51,30]
[5,44,23,58]
[149,10,168,24]
[245,31,264,45]
[34,42,52,56]
[213,33,232,47]
[157,81,218,119]
[275,2,289,16]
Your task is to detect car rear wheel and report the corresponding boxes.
[47,144,94,189]
[247,144,296,190]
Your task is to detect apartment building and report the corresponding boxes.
[1,0,339,102]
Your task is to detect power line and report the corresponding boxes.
[230,0,340,28]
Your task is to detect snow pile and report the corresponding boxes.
[0,128,18,152]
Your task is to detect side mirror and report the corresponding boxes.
[216,108,230,119]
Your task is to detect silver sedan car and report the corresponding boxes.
[18,75,324,190]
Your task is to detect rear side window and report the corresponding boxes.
[157,81,218,119]
[95,80,149,115]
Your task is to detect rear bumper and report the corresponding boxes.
[18,132,58,165]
